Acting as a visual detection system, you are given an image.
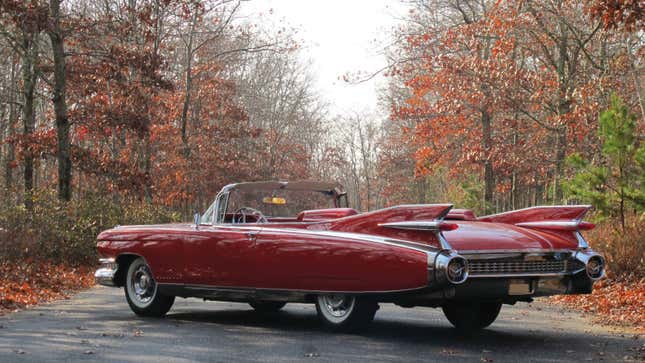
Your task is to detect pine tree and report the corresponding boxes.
[564,94,644,231]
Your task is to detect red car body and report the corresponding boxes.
[95,181,605,330]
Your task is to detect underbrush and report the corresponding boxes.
[585,215,645,279]
[550,214,644,330]
[551,276,644,329]
[0,190,180,265]
[0,261,95,314]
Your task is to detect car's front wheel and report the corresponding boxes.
[315,294,378,331]
[124,257,174,317]
[442,301,502,332]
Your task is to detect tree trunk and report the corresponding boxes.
[4,56,18,197]
[21,32,38,210]
[143,131,152,203]
[48,0,72,201]
[481,110,494,213]
[180,10,198,158]
[553,106,569,202]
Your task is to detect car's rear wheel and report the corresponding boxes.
[124,257,174,317]
[315,294,378,331]
[249,301,286,313]
[442,301,502,332]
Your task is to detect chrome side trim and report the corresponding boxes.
[468,272,570,278]
[462,253,525,260]
[459,249,575,254]
[436,233,452,250]
[515,221,581,228]
[245,226,440,254]
[379,221,442,230]
[378,220,454,250]
[158,283,428,297]
[575,231,590,249]
[478,205,592,220]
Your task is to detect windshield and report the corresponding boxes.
[227,189,337,218]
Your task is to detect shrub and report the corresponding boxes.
[585,214,645,279]
[0,189,181,265]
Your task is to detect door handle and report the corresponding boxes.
[246,231,258,241]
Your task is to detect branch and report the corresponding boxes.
[349,56,422,84]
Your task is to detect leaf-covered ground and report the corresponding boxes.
[0,262,94,315]
[549,276,645,331]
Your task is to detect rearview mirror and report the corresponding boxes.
[262,196,286,205]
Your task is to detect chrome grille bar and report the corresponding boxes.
[469,260,566,275]
[462,252,587,278]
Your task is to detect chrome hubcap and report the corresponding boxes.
[131,265,155,304]
[321,295,354,317]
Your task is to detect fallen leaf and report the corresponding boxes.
[440,348,458,356]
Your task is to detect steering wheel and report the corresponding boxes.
[233,207,268,224]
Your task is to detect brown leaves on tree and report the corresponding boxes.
[387,0,639,211]
[590,0,644,32]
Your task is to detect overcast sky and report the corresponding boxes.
[241,0,409,116]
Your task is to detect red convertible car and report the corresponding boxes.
[95,181,605,331]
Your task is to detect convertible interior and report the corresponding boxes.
[200,181,360,225]
[220,207,360,224]
[208,180,478,225]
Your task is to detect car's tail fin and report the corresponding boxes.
[329,204,454,229]
[328,204,455,249]
[477,205,594,231]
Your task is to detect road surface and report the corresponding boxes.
[0,286,642,362]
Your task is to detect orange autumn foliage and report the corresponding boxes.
[551,277,645,330]
[0,262,94,314]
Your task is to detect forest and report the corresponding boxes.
[0,1,643,326]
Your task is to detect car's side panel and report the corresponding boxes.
[98,225,430,293]
[253,228,429,292]
[96,230,185,284]
[182,226,259,287]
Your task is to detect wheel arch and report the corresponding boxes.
[114,253,146,287]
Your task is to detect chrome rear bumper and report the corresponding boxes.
[460,249,605,281]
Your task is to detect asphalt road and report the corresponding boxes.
[0,286,642,362]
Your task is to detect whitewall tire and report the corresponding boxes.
[124,257,174,317]
[315,294,378,331]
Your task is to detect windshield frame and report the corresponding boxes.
[204,181,346,225]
